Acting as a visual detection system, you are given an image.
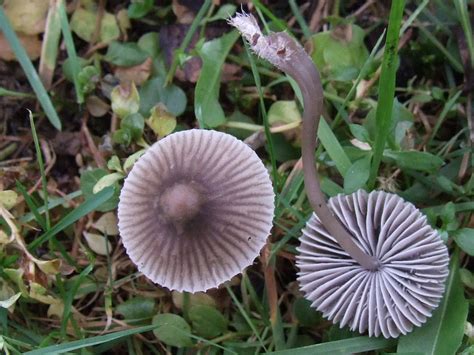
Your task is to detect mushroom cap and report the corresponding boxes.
[296,190,449,338]
[118,129,274,292]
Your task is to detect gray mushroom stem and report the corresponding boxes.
[229,14,379,271]
[282,39,379,271]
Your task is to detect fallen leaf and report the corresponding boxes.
[52,131,82,156]
[0,190,18,209]
[0,292,21,312]
[172,0,196,24]
[159,24,226,82]
[92,172,124,194]
[47,301,64,318]
[29,282,59,305]
[100,12,121,43]
[268,100,302,126]
[83,232,112,256]
[116,8,131,34]
[221,63,241,82]
[114,57,153,85]
[146,103,177,137]
[86,95,110,117]
[3,269,28,296]
[70,8,119,43]
[92,212,119,236]
[107,156,123,172]
[0,230,11,246]
[111,82,140,119]
[35,259,61,275]
[4,0,49,35]
[0,33,42,61]
[172,291,216,310]
[123,149,146,172]
[350,138,372,151]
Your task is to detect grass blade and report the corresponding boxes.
[16,181,47,230]
[270,336,395,355]
[289,0,311,39]
[165,0,212,84]
[417,25,463,73]
[454,0,474,68]
[39,0,62,89]
[57,0,83,104]
[0,87,34,98]
[252,0,288,32]
[60,264,94,338]
[0,7,62,130]
[194,31,239,128]
[225,285,267,352]
[317,118,352,176]
[24,324,161,355]
[244,41,279,194]
[367,0,405,188]
[29,111,50,229]
[428,90,463,145]
[19,190,82,223]
[28,187,114,251]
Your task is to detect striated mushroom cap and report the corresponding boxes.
[296,190,449,338]
[118,129,274,293]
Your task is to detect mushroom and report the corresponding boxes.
[118,129,274,292]
[230,12,450,338]
[297,190,449,338]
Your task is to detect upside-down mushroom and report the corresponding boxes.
[118,129,274,292]
[297,190,449,337]
[229,12,450,338]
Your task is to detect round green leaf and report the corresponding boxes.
[146,104,176,137]
[139,76,187,117]
[117,297,155,320]
[343,155,371,194]
[138,32,160,57]
[80,168,120,212]
[268,100,302,125]
[105,41,149,67]
[112,128,132,146]
[128,0,153,19]
[292,298,322,327]
[453,228,474,256]
[152,313,193,347]
[92,172,124,194]
[121,113,145,140]
[189,305,228,338]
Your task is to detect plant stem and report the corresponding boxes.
[368,0,406,188]
[165,0,212,85]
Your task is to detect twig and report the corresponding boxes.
[81,113,106,168]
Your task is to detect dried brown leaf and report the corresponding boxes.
[3,0,49,35]
[0,33,42,61]
[114,57,153,85]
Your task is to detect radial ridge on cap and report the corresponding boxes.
[118,129,275,292]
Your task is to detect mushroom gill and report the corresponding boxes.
[297,190,449,338]
[118,129,274,292]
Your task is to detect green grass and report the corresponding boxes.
[165,0,212,84]
[0,1,472,354]
[367,0,406,188]
[28,186,114,251]
[244,40,280,195]
[58,0,83,104]
[0,8,61,130]
[29,111,50,229]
